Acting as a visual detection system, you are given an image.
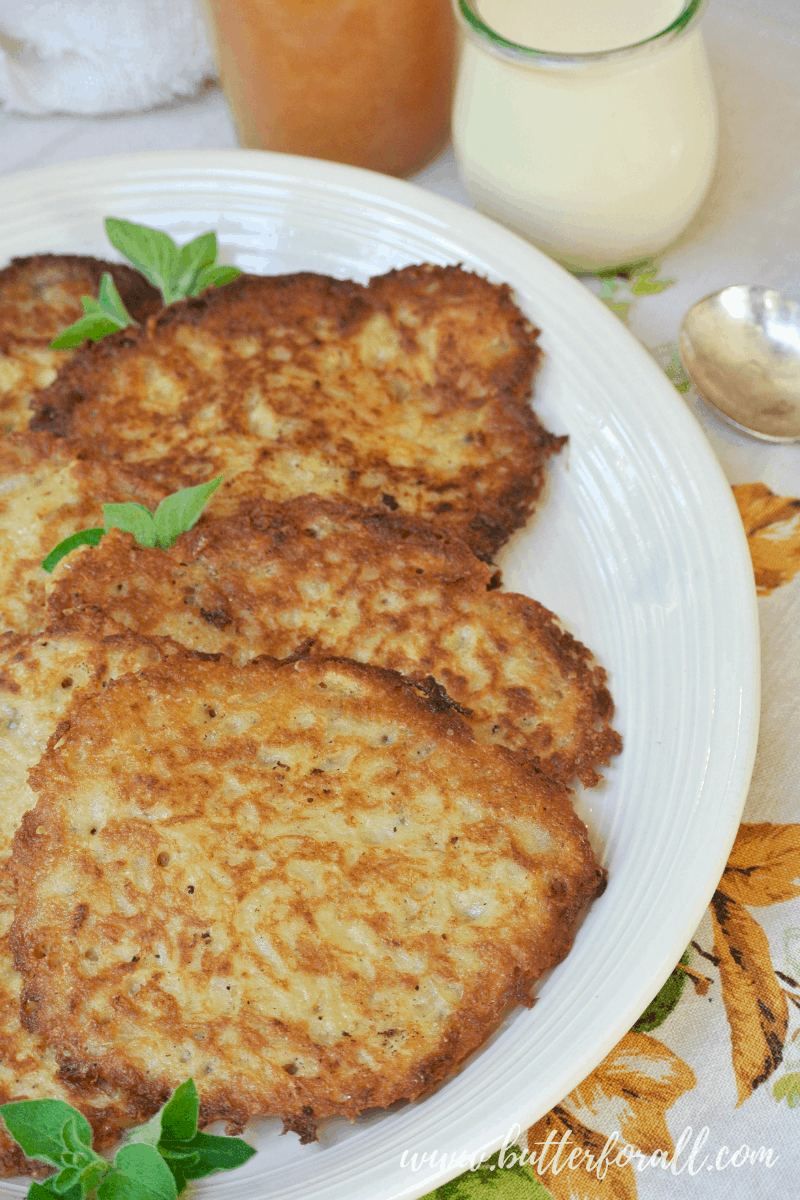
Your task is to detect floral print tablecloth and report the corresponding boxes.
[420,264,800,1200]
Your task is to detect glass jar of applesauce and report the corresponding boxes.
[201,0,457,177]
[452,0,718,271]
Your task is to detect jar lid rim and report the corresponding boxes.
[455,0,706,67]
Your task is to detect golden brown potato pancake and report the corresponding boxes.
[0,254,159,433]
[29,264,562,560]
[0,615,175,1174]
[10,654,605,1143]
[48,496,621,786]
[0,432,165,635]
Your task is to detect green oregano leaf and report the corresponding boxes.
[104,219,241,307]
[98,1144,177,1200]
[128,1077,256,1190]
[156,1080,199,1143]
[50,314,122,349]
[152,475,223,549]
[41,478,223,573]
[41,528,105,574]
[3,1078,254,1199]
[0,1099,94,1170]
[125,1076,255,1191]
[52,221,242,347]
[50,273,134,349]
[105,219,182,305]
[189,262,242,295]
[122,1111,162,1153]
[162,1129,256,1180]
[61,1116,95,1160]
[77,1160,109,1197]
[27,1183,70,1200]
[100,502,157,548]
[96,273,134,324]
[126,1080,198,1154]
[127,1076,256,1189]
[48,1166,83,1194]
[27,1181,83,1200]
[157,1156,189,1196]
[174,232,218,298]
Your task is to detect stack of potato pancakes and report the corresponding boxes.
[0,253,619,1175]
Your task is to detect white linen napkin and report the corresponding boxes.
[0,0,215,116]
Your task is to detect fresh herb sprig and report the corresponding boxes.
[0,1079,256,1199]
[50,218,242,349]
[104,219,242,306]
[41,475,223,573]
[50,273,135,349]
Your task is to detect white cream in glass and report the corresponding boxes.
[452,0,718,271]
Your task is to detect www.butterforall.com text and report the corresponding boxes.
[399,1123,778,1179]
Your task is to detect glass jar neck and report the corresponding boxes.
[454,0,707,70]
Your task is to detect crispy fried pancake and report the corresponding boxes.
[0,616,175,1174]
[48,497,621,786]
[0,255,159,433]
[29,265,562,560]
[10,654,605,1142]
[0,432,166,635]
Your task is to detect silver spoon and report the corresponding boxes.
[678,285,800,443]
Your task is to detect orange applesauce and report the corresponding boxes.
[203,0,457,177]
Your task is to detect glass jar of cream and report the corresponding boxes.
[452,0,718,271]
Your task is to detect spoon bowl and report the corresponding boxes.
[678,284,800,442]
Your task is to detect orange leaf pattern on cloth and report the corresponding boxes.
[733,482,800,594]
[720,823,800,907]
[710,891,788,1105]
[527,1107,635,1200]
[526,1032,696,1200]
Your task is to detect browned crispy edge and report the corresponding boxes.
[24,272,389,434]
[28,266,564,560]
[368,264,564,558]
[49,494,621,786]
[0,254,161,335]
[11,652,606,1145]
[0,1067,146,1178]
[206,495,621,785]
[0,1121,51,1179]
[0,615,192,1176]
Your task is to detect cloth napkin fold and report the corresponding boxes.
[0,0,215,116]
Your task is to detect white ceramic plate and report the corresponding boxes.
[0,150,759,1200]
